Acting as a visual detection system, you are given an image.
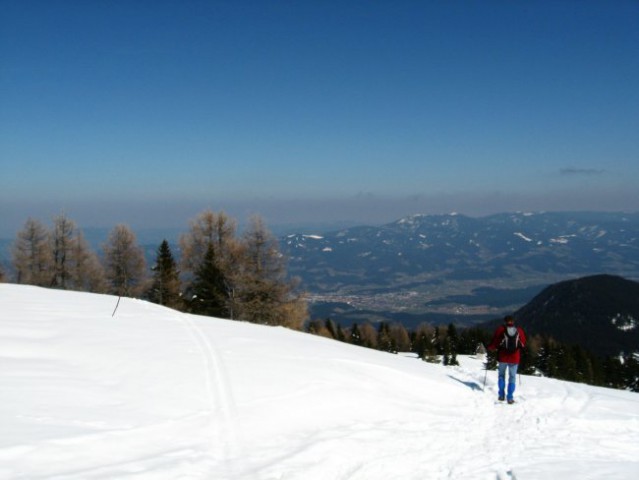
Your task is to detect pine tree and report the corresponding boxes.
[412,323,432,359]
[179,210,239,287]
[350,323,362,346]
[603,356,624,389]
[572,345,595,385]
[518,341,537,375]
[445,324,460,366]
[557,345,578,382]
[336,324,346,342]
[148,240,181,309]
[190,243,230,318]
[622,355,639,392]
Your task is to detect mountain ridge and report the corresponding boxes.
[512,274,639,357]
[282,211,639,326]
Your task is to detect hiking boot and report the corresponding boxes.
[498,395,505,402]
[507,399,515,404]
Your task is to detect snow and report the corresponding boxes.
[611,313,638,332]
[2,284,639,480]
[514,232,533,242]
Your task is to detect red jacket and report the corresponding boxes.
[488,324,526,364]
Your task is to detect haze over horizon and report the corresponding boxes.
[2,1,638,237]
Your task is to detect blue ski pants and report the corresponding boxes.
[498,362,518,400]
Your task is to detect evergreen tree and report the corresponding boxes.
[518,339,537,375]
[622,355,639,392]
[179,210,240,291]
[603,356,624,389]
[536,335,560,378]
[412,323,432,359]
[445,324,460,366]
[190,243,230,318]
[350,323,362,346]
[572,345,595,385]
[457,327,491,355]
[336,324,346,342]
[557,345,578,382]
[148,240,181,309]
[484,349,498,371]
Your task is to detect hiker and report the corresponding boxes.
[487,315,526,404]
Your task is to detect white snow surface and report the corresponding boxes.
[513,232,533,242]
[2,284,639,480]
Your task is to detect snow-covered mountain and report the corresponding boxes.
[2,284,638,479]
[282,211,639,326]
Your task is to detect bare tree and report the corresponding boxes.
[235,215,308,329]
[390,323,411,352]
[179,210,239,277]
[179,210,241,315]
[12,218,52,286]
[70,231,108,293]
[102,224,147,297]
[50,214,77,288]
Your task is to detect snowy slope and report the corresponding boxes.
[1,285,638,480]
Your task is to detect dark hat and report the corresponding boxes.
[504,315,515,324]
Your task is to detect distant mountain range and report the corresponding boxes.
[3,211,639,329]
[281,211,639,327]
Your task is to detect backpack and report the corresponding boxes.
[501,326,520,353]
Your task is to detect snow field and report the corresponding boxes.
[1,284,638,479]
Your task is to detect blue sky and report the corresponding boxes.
[2,1,638,236]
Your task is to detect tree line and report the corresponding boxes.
[3,211,636,391]
[3,210,308,329]
[306,319,639,392]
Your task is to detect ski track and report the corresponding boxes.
[174,313,242,476]
[3,289,638,480]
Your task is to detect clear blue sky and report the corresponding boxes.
[2,1,638,236]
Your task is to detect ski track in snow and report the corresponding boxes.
[2,285,639,480]
[175,312,242,476]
